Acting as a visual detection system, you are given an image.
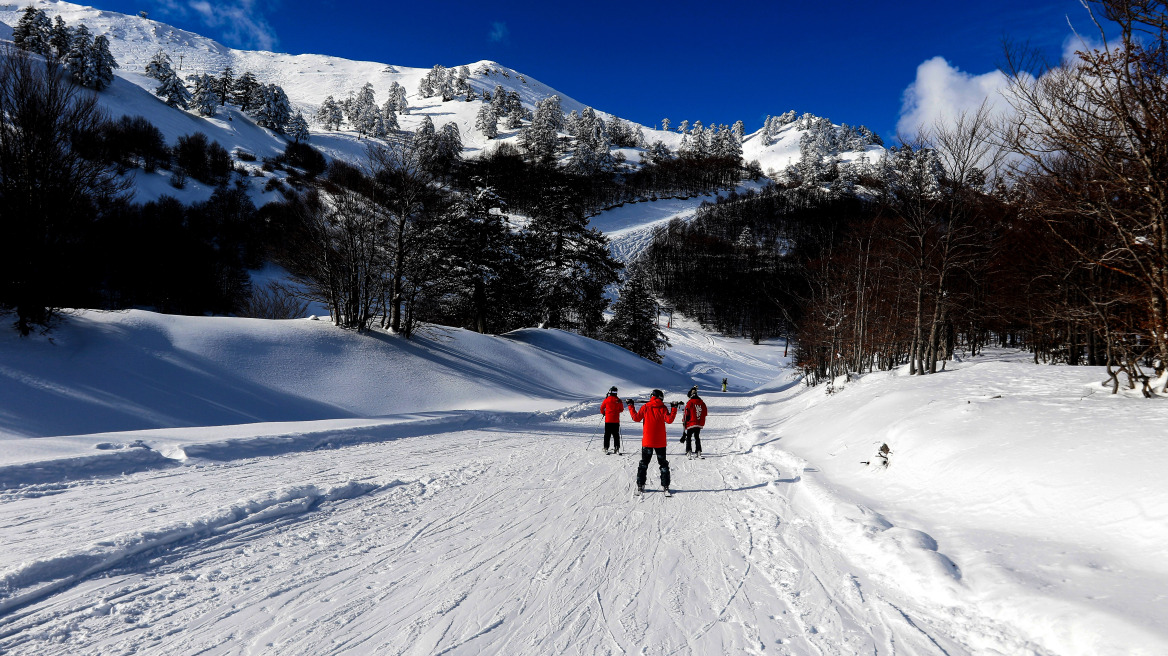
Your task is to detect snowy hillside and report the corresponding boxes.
[0,0,672,159]
[1,310,1165,654]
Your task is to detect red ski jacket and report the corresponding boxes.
[683,398,708,428]
[600,395,624,423]
[628,397,677,448]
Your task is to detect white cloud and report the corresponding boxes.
[489,21,509,44]
[896,56,1012,140]
[152,0,279,51]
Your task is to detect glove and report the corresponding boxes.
[678,436,685,443]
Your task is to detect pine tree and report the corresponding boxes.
[49,15,72,61]
[144,49,174,80]
[445,181,518,333]
[381,100,399,131]
[64,24,93,87]
[520,95,563,164]
[217,66,235,104]
[155,68,191,109]
[603,265,669,362]
[288,111,310,143]
[456,64,471,95]
[388,81,408,115]
[13,6,52,56]
[86,35,118,91]
[316,95,342,130]
[189,73,220,116]
[232,71,260,111]
[525,188,621,334]
[661,118,671,132]
[731,120,745,142]
[352,82,379,137]
[248,83,291,132]
[475,104,498,139]
[569,106,612,174]
[490,84,508,116]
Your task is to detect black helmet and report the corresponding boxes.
[651,389,664,400]
[688,386,698,399]
[609,386,618,394]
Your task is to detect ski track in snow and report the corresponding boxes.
[0,388,1045,655]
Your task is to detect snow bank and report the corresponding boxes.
[0,310,692,473]
[746,352,1168,654]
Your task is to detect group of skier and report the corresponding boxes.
[599,385,708,497]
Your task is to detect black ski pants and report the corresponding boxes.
[683,427,703,453]
[603,422,621,452]
[636,447,670,489]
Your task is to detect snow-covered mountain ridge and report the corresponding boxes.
[1,0,883,184]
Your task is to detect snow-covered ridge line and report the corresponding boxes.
[0,480,383,617]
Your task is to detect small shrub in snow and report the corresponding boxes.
[239,282,309,320]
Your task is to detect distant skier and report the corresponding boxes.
[599,386,625,454]
[627,389,678,496]
[680,385,708,459]
[721,377,728,392]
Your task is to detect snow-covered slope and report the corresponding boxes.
[0,310,692,444]
[1,312,1164,654]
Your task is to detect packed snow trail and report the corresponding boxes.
[0,390,1037,655]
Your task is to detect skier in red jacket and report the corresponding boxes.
[681,386,708,459]
[627,389,678,496]
[599,386,625,454]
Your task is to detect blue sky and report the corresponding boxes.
[102,0,1101,141]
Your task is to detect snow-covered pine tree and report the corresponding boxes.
[232,71,260,111]
[436,122,462,164]
[188,73,220,116]
[646,140,672,164]
[388,81,408,115]
[248,83,291,133]
[505,92,524,129]
[602,264,669,362]
[414,115,438,165]
[155,67,191,109]
[288,111,310,143]
[661,118,671,132]
[144,49,174,80]
[381,100,399,131]
[64,24,93,86]
[465,86,477,102]
[490,85,508,116]
[86,35,117,91]
[475,104,498,139]
[677,119,689,134]
[569,107,612,174]
[731,120,745,143]
[13,6,52,56]
[217,66,234,105]
[353,82,379,137]
[49,15,72,61]
[439,69,455,101]
[371,112,388,139]
[456,65,470,94]
[520,95,563,164]
[317,95,342,130]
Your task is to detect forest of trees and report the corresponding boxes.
[642,1,1168,395]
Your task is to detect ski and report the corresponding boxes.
[663,488,673,497]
